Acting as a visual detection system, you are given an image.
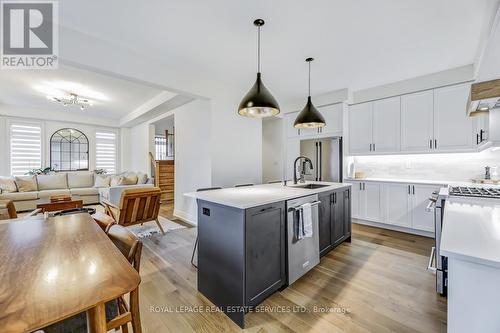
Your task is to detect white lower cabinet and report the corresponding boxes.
[411,184,438,232]
[352,180,443,234]
[383,183,412,228]
[351,181,381,222]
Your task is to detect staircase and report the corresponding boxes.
[150,153,174,203]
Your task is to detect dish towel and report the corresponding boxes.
[301,203,313,238]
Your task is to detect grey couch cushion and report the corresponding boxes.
[70,187,99,196]
[14,175,38,192]
[37,174,68,191]
[0,176,17,193]
[0,191,38,201]
[67,172,94,188]
[38,189,71,198]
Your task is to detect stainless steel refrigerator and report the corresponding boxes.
[299,137,342,182]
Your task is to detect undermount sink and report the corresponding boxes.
[293,184,330,189]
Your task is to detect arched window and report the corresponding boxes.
[50,128,89,171]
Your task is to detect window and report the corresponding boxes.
[95,131,117,173]
[10,123,42,176]
[50,128,89,171]
[155,136,166,160]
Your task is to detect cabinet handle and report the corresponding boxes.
[373,143,375,151]
[477,133,480,145]
[434,139,437,149]
[362,183,365,190]
[480,129,484,142]
[359,183,362,190]
[413,186,415,195]
[429,139,432,149]
[369,143,372,151]
[408,185,410,195]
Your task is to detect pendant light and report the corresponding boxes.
[238,19,280,118]
[294,58,326,128]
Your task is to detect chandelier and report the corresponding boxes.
[49,93,92,110]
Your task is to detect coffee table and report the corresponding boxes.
[36,196,83,213]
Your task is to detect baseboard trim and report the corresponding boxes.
[353,219,434,238]
[173,209,197,226]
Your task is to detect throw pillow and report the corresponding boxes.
[123,172,138,185]
[109,175,122,187]
[137,172,148,184]
[0,176,17,193]
[94,175,111,188]
[118,175,137,186]
[14,175,38,192]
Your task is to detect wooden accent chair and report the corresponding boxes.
[102,187,164,235]
[106,224,143,333]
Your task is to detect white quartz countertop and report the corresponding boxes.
[441,197,500,269]
[184,181,351,209]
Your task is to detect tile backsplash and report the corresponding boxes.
[351,148,500,182]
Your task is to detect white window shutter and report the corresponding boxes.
[10,124,42,176]
[95,131,117,173]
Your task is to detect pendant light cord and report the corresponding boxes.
[257,25,261,73]
[308,61,311,96]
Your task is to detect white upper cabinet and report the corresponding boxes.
[319,103,343,135]
[433,83,474,151]
[348,102,373,154]
[401,90,434,152]
[285,112,300,138]
[372,96,401,153]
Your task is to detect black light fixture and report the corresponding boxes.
[294,58,326,128]
[238,19,280,118]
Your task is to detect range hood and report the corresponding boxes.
[467,78,500,117]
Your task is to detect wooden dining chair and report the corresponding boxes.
[102,187,164,234]
[106,224,143,333]
[191,187,223,268]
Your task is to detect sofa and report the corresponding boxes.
[0,172,153,212]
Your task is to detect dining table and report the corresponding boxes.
[0,213,141,333]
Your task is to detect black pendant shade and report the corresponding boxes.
[238,19,280,118]
[294,57,326,129]
[294,96,325,128]
[238,72,280,118]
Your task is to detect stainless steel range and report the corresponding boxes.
[427,185,500,296]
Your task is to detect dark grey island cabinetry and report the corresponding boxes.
[197,200,286,328]
[318,187,352,257]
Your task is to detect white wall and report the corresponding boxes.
[129,122,155,175]
[351,148,500,182]
[153,116,174,136]
[0,114,120,176]
[262,118,284,183]
[173,100,212,223]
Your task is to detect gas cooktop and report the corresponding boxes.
[449,186,500,199]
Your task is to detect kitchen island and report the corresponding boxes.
[441,196,500,333]
[185,181,351,328]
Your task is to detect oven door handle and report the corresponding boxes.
[427,246,437,273]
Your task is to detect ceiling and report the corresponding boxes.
[0,64,170,120]
[58,0,500,102]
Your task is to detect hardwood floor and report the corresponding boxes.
[139,209,447,333]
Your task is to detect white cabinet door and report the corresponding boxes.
[401,90,434,152]
[319,103,343,135]
[285,112,300,138]
[433,84,474,150]
[412,184,440,232]
[363,182,382,221]
[350,181,362,218]
[285,138,300,180]
[373,96,401,153]
[348,102,373,154]
[383,183,412,227]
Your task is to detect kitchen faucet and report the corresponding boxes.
[293,156,313,184]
